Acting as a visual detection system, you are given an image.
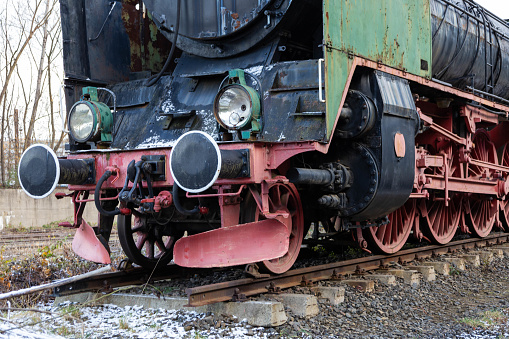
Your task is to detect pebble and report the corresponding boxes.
[14,246,506,339]
[270,252,509,338]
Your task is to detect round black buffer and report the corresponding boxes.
[18,144,59,199]
[18,144,93,199]
[170,131,221,193]
[170,131,248,193]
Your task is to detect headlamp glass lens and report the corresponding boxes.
[69,103,95,141]
[217,86,252,129]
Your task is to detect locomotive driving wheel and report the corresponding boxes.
[118,212,183,269]
[421,146,463,244]
[242,183,304,274]
[362,200,415,254]
[500,142,509,231]
[466,131,499,237]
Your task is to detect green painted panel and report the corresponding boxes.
[324,51,353,139]
[323,0,432,138]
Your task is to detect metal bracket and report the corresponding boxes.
[266,281,282,294]
[140,155,166,181]
[231,288,247,302]
[184,114,197,132]
[245,263,270,279]
[162,110,197,130]
[300,275,315,287]
[330,269,343,281]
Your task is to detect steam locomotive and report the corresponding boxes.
[18,0,509,274]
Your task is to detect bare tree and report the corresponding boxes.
[0,0,54,113]
[44,9,64,152]
[0,0,62,186]
[24,0,53,149]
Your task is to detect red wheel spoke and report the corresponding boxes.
[165,236,177,249]
[502,137,509,230]
[146,240,155,259]
[466,131,497,237]
[421,144,462,245]
[256,183,304,274]
[136,233,147,250]
[273,185,282,207]
[364,201,415,254]
[131,225,144,233]
[267,196,276,211]
[376,224,386,241]
[156,238,167,252]
[280,191,290,208]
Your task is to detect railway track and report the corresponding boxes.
[0,231,72,241]
[0,230,119,242]
[51,232,509,306]
[0,230,120,258]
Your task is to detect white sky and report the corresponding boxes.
[475,0,509,18]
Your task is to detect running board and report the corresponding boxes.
[173,219,289,268]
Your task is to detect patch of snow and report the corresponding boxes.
[264,64,275,72]
[135,135,176,150]
[0,320,64,339]
[1,301,276,339]
[161,96,176,115]
[244,65,263,77]
[196,110,219,137]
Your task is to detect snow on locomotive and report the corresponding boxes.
[18,0,509,274]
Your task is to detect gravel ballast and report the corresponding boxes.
[0,249,508,338]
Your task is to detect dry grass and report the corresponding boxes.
[0,230,123,309]
[459,309,509,329]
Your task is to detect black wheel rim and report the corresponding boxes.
[117,214,181,269]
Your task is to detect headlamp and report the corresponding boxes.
[213,69,261,137]
[68,87,113,144]
[69,101,98,142]
[215,85,253,129]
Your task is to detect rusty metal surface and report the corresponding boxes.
[109,56,327,151]
[323,0,431,140]
[121,0,174,75]
[261,59,327,143]
[65,142,326,191]
[186,233,509,306]
[323,0,509,140]
[324,0,432,78]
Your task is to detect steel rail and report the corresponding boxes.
[50,233,509,305]
[52,265,192,297]
[186,233,509,306]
